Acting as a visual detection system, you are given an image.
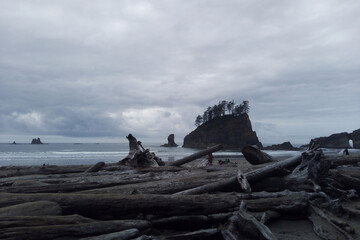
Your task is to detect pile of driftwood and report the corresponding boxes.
[0,135,360,240]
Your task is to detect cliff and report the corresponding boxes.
[183,114,262,148]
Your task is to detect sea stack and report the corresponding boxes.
[160,134,178,147]
[31,138,43,144]
[183,114,262,149]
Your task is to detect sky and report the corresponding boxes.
[0,0,359,145]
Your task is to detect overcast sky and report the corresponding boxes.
[0,0,359,144]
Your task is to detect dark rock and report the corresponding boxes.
[160,134,178,147]
[262,141,300,151]
[12,141,16,144]
[31,138,43,144]
[183,114,262,149]
[351,129,360,149]
[311,132,351,148]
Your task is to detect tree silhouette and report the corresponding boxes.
[195,100,250,127]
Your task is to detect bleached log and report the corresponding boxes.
[168,144,223,167]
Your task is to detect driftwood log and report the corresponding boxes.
[242,145,273,165]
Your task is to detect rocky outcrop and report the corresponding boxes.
[160,134,178,147]
[262,141,300,151]
[307,129,360,149]
[183,114,262,149]
[31,138,43,144]
[351,129,360,149]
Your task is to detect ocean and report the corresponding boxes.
[0,142,355,166]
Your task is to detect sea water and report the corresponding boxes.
[0,142,357,166]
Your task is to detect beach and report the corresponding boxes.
[0,143,360,239]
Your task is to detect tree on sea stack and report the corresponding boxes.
[186,100,262,149]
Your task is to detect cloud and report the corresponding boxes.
[0,0,360,143]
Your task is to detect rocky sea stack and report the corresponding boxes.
[160,134,178,147]
[183,114,262,149]
[308,129,360,149]
[31,138,43,144]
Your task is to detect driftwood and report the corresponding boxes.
[0,220,150,240]
[84,161,105,173]
[0,215,95,228]
[0,139,360,240]
[175,153,304,195]
[168,144,223,167]
[0,201,62,217]
[242,145,273,165]
[79,228,140,240]
[234,207,278,240]
[119,134,164,168]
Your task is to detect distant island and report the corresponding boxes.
[183,100,262,148]
[31,138,43,144]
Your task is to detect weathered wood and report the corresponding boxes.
[308,205,352,240]
[0,193,241,218]
[324,154,360,167]
[82,169,237,194]
[237,169,251,192]
[0,165,91,178]
[164,228,219,240]
[235,208,278,240]
[0,220,150,240]
[0,201,62,217]
[79,228,140,240]
[84,161,105,173]
[168,145,223,167]
[152,215,209,230]
[119,134,163,168]
[242,145,273,165]
[0,215,95,228]
[175,154,304,195]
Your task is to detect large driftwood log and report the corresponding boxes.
[0,165,91,178]
[168,144,223,167]
[0,220,150,240]
[0,193,241,218]
[0,201,62,217]
[82,169,237,194]
[0,192,317,219]
[175,153,305,195]
[0,215,95,228]
[242,145,273,165]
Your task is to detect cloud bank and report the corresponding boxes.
[0,0,359,144]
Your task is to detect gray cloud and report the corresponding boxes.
[0,0,360,144]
